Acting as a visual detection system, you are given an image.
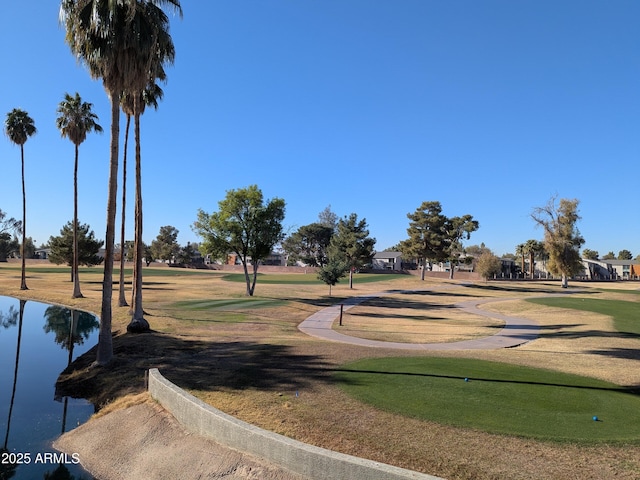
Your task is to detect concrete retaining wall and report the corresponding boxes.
[148,369,443,480]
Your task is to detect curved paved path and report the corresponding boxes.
[298,290,540,350]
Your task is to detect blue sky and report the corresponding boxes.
[1,1,638,257]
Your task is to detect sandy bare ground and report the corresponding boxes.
[54,400,306,480]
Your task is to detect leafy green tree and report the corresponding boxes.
[317,205,338,230]
[56,92,103,298]
[176,242,197,265]
[282,223,333,267]
[444,214,478,279]
[328,213,375,288]
[531,196,584,288]
[20,237,36,260]
[602,251,616,260]
[143,243,155,266]
[48,221,104,281]
[127,240,154,265]
[193,185,286,296]
[475,251,503,280]
[61,0,182,364]
[399,201,448,281]
[151,225,180,263]
[465,243,491,258]
[617,249,633,260]
[0,234,19,263]
[0,210,21,262]
[5,108,36,290]
[582,249,599,260]
[317,259,348,296]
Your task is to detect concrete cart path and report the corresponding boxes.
[298,290,539,351]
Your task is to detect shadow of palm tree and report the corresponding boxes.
[332,367,640,395]
[586,348,640,361]
[55,332,333,409]
[462,283,589,295]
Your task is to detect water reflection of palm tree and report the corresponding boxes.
[43,306,99,359]
[2,300,25,460]
[44,306,98,436]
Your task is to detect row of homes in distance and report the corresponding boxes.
[371,251,640,281]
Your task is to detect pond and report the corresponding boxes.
[0,296,98,480]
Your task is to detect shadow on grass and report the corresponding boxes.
[398,289,480,298]
[347,311,446,321]
[538,329,640,341]
[55,332,333,409]
[462,283,590,295]
[587,347,640,361]
[358,297,458,310]
[332,368,640,395]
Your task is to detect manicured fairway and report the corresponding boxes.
[170,298,287,310]
[527,297,640,336]
[334,357,640,442]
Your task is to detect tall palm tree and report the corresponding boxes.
[4,109,36,290]
[117,93,133,308]
[123,1,180,332]
[118,83,163,309]
[515,243,526,279]
[128,83,165,332]
[523,239,544,280]
[56,92,103,298]
[61,0,129,365]
[60,0,181,364]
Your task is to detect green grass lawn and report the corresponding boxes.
[526,297,640,336]
[221,273,404,284]
[334,357,640,443]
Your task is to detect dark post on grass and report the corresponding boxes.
[339,304,344,326]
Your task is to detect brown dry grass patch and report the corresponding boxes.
[340,292,504,343]
[2,262,640,479]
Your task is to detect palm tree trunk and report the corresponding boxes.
[118,115,131,307]
[72,143,82,298]
[128,110,149,332]
[4,300,25,449]
[96,93,120,366]
[529,252,535,280]
[20,146,27,290]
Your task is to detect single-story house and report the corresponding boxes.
[372,251,404,271]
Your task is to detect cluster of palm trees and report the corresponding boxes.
[59,0,182,365]
[515,239,546,279]
[2,1,181,366]
[4,0,182,365]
